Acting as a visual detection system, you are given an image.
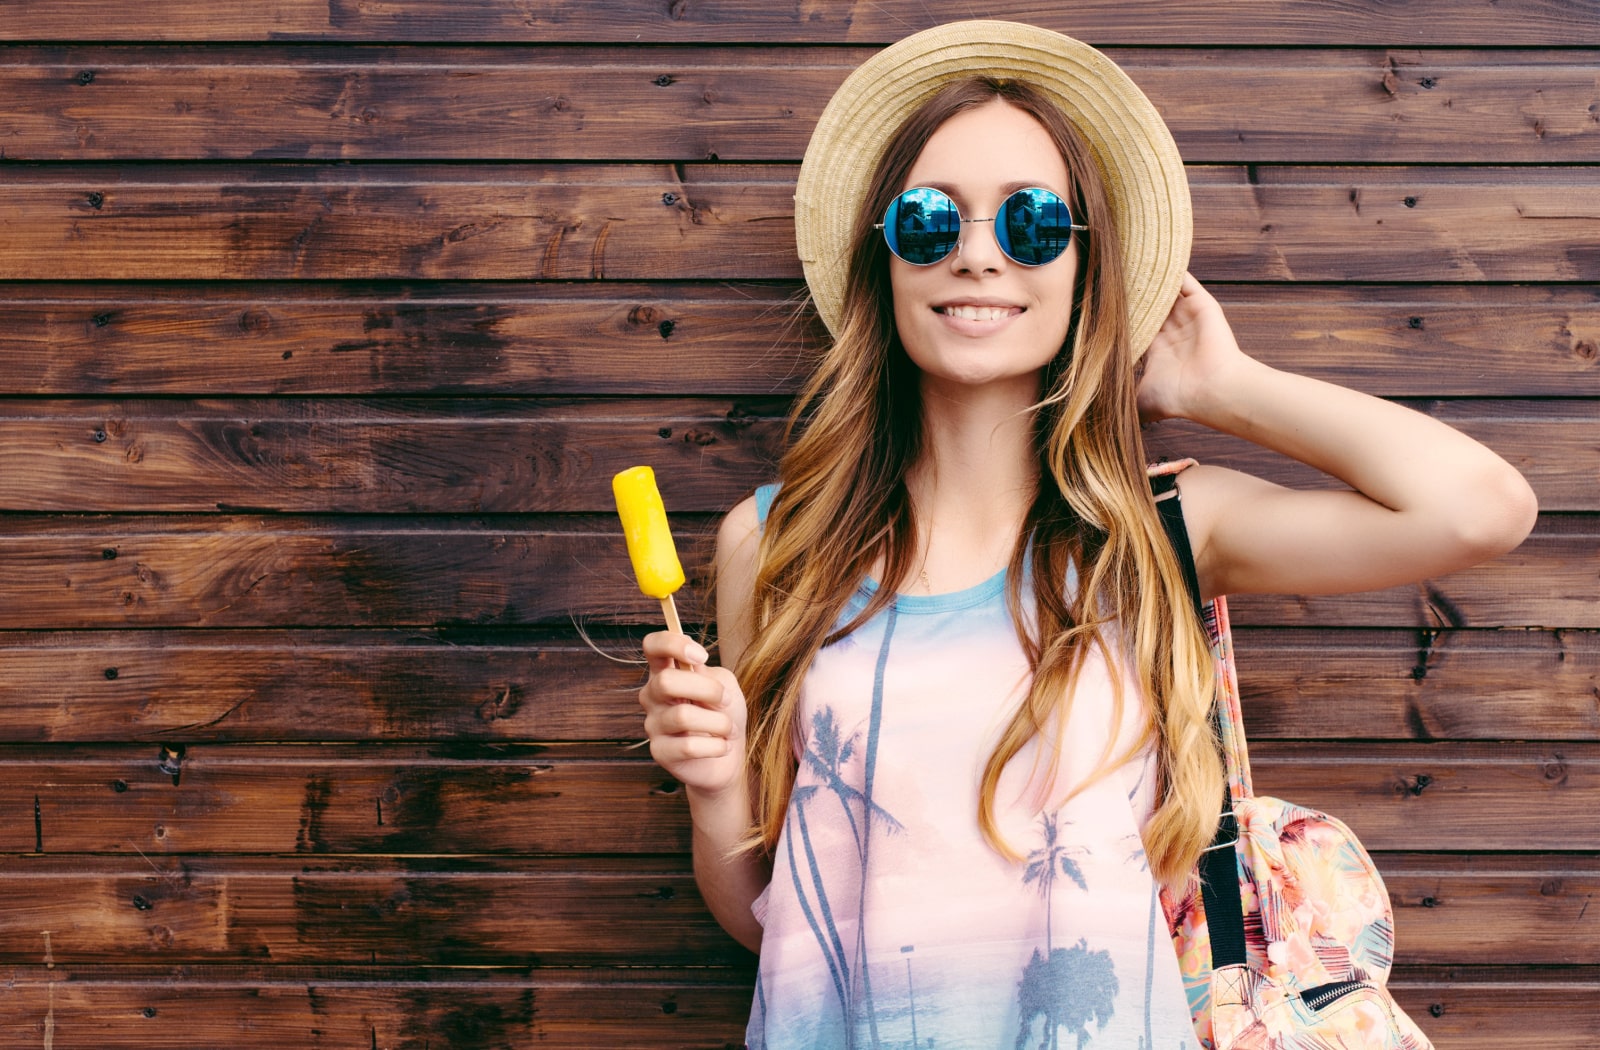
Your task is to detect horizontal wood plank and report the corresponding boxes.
[5,47,1599,163]
[0,629,653,744]
[0,966,753,1049]
[3,166,1599,282]
[0,854,1590,965]
[0,858,746,966]
[0,398,785,513]
[1233,628,1600,741]
[0,514,1585,628]
[6,745,694,856]
[0,282,817,397]
[1390,967,1600,1050]
[0,743,1594,855]
[0,397,1583,511]
[0,282,1595,398]
[0,627,1589,744]
[4,0,1599,45]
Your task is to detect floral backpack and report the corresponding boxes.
[1150,462,1434,1050]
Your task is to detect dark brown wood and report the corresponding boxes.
[0,743,1593,855]
[0,397,1585,512]
[1390,968,1600,1050]
[0,854,1589,965]
[4,166,1600,282]
[0,627,1588,745]
[4,0,1598,45]
[0,283,1594,398]
[5,745,693,856]
[0,629,652,744]
[0,966,754,1050]
[6,47,1599,163]
[1379,854,1600,965]
[1233,628,1600,741]
[0,282,816,397]
[0,513,1583,628]
[0,858,746,966]
[0,398,785,513]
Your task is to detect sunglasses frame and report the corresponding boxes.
[874,186,1088,268]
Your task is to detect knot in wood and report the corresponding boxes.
[657,319,676,339]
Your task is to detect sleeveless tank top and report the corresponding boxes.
[746,484,1201,1050]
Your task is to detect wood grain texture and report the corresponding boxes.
[1,743,1594,855]
[4,165,1599,282]
[0,966,754,1050]
[0,282,815,396]
[0,282,1594,398]
[0,855,1589,965]
[0,513,1585,628]
[0,398,785,513]
[4,0,1599,45]
[5,47,1598,163]
[0,858,746,966]
[0,397,1584,511]
[0,629,651,744]
[0,627,1589,744]
[1233,628,1600,741]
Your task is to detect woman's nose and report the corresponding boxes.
[951,219,1006,274]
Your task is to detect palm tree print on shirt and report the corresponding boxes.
[1022,811,1088,954]
[783,703,903,1043]
[1016,811,1116,1049]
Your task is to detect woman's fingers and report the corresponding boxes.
[645,697,734,740]
[641,629,709,674]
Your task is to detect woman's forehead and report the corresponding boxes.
[903,100,1071,198]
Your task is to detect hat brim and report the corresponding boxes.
[794,20,1191,358]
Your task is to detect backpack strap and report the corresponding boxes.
[1149,466,1248,971]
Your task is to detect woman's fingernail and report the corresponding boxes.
[686,641,709,664]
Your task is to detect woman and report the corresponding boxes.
[637,22,1535,1048]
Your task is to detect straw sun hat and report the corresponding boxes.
[794,20,1192,357]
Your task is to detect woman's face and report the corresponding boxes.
[890,98,1080,397]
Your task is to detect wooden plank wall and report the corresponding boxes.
[0,2,1597,1046]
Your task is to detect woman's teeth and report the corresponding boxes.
[938,305,1016,321]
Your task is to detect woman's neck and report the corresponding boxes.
[900,374,1042,592]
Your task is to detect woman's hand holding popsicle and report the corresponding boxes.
[614,466,749,795]
[639,631,749,796]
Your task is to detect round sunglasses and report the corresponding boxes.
[875,186,1087,267]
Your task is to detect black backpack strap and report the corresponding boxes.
[1150,471,1247,970]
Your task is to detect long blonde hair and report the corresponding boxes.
[737,77,1222,887]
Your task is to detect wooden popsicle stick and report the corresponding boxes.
[661,594,693,671]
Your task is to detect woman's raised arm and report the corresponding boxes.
[1138,273,1538,602]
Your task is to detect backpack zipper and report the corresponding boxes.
[1300,979,1373,1011]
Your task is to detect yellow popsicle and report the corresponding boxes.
[612,466,687,641]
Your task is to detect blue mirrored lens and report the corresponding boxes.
[996,188,1074,266]
[883,187,961,265]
